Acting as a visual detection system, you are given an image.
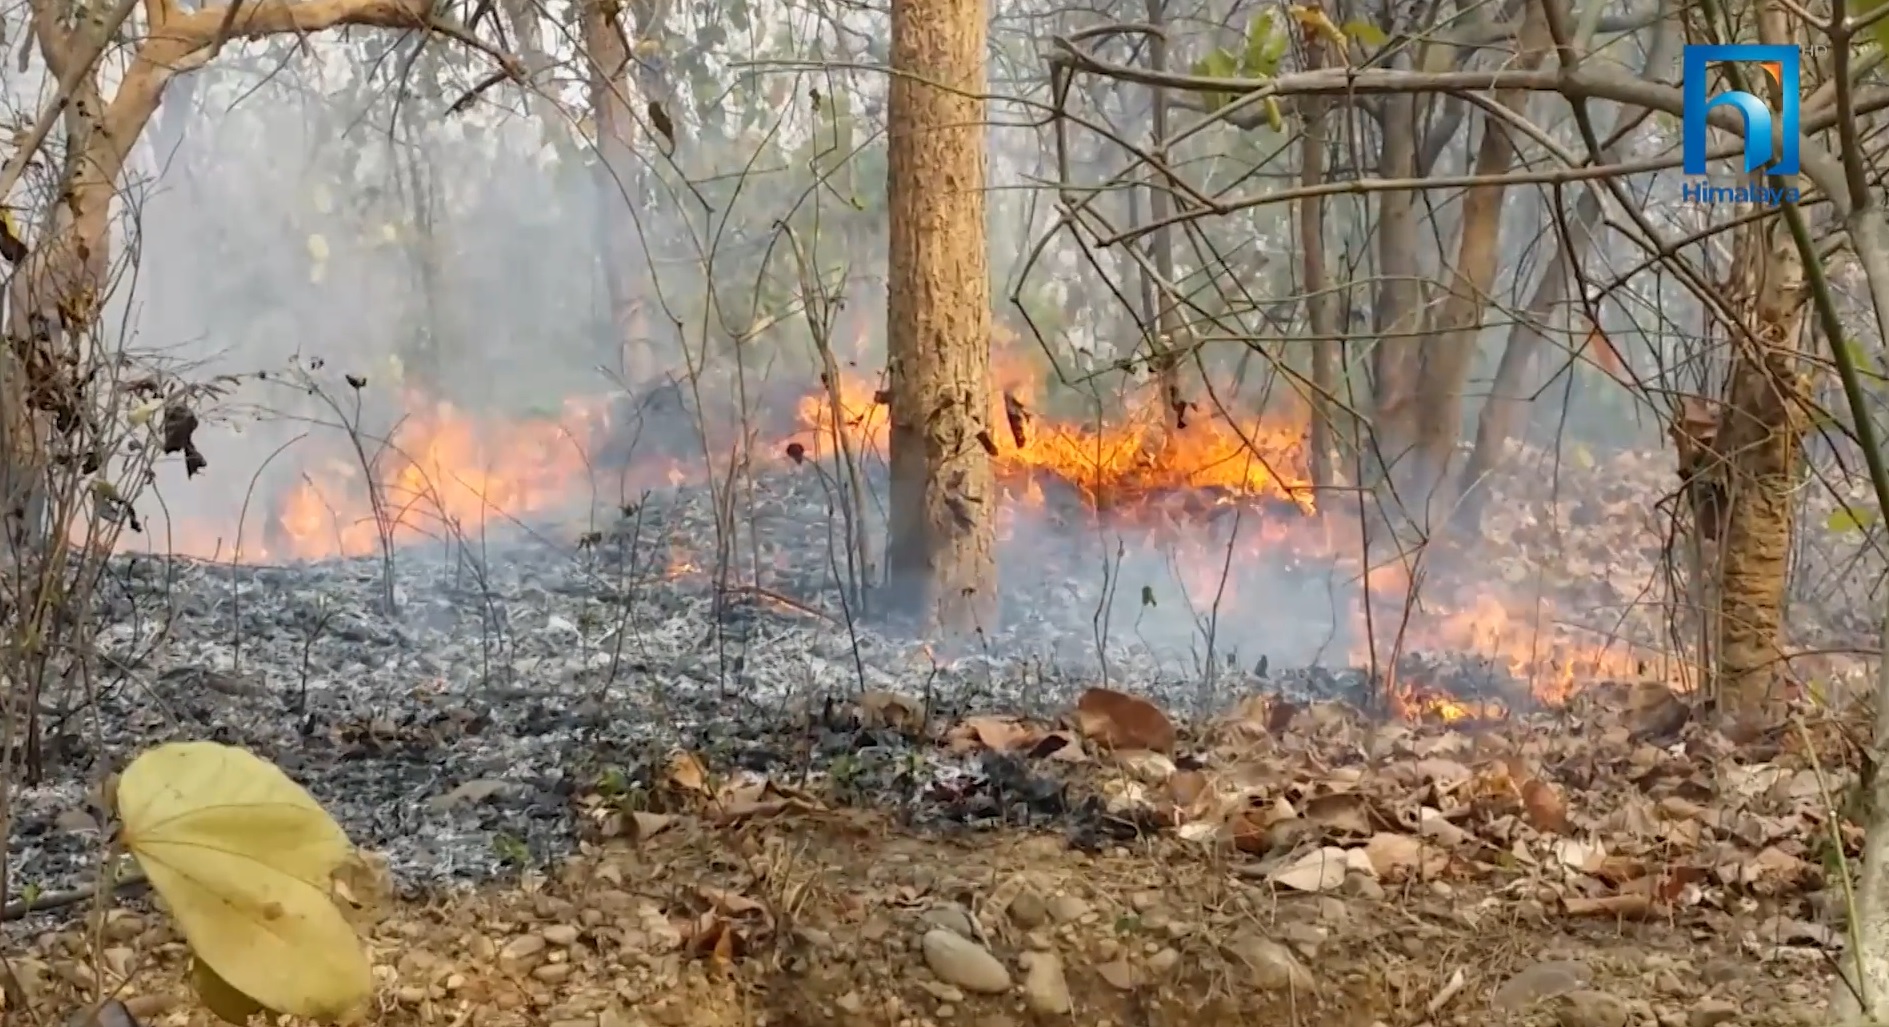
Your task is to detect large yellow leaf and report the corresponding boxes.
[117,742,373,1023]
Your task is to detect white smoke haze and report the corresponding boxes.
[0,2,1714,689]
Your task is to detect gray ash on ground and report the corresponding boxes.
[5,468,1552,912]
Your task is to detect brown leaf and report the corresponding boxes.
[668,751,711,795]
[860,690,926,735]
[951,715,1037,752]
[1074,687,1176,753]
[630,811,678,841]
[1521,777,1570,834]
[1302,792,1373,838]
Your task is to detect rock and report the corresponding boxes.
[920,981,965,1004]
[532,963,573,984]
[1557,990,1632,1027]
[923,904,979,940]
[921,928,1011,994]
[1690,998,1739,1027]
[1021,951,1071,1015]
[1048,894,1090,923]
[500,934,548,963]
[836,992,865,1015]
[541,924,580,947]
[1147,947,1181,975]
[1224,934,1315,994]
[1493,960,1594,1012]
[1009,890,1048,928]
[1098,958,1139,991]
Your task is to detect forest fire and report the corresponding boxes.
[132,360,1653,721]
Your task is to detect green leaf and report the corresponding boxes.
[1341,19,1390,48]
[1190,48,1242,111]
[1826,504,1878,534]
[1859,0,1889,58]
[1140,585,1157,607]
[1243,11,1285,77]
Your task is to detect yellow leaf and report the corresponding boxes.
[118,742,372,1023]
[380,223,399,244]
[1263,96,1284,132]
[1571,444,1594,471]
[306,234,329,264]
[1289,4,1348,49]
[634,37,662,57]
[128,399,163,427]
[1341,19,1389,47]
[311,184,335,216]
[193,959,266,1026]
[1827,504,1878,534]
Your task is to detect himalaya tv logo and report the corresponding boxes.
[1681,44,1801,205]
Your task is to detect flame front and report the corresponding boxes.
[143,361,1655,718]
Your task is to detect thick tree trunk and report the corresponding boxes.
[1711,216,1808,721]
[884,0,995,633]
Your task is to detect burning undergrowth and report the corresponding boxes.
[0,364,1695,911]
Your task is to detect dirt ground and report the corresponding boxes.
[6,685,1855,1027]
[5,812,1832,1027]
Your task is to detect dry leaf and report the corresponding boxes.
[667,751,711,795]
[1302,792,1373,838]
[951,716,1037,752]
[1268,846,1350,892]
[1521,777,1569,834]
[1074,687,1176,753]
[860,691,926,734]
[629,811,677,841]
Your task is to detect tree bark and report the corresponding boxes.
[1404,7,1548,530]
[1452,6,1677,531]
[884,0,996,633]
[1297,64,1339,489]
[580,0,649,381]
[1139,0,1188,435]
[1710,216,1809,721]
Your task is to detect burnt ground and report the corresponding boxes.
[5,694,1855,1027]
[0,455,1872,1027]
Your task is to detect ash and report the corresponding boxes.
[5,467,1535,906]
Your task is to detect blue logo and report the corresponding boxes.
[1682,44,1800,175]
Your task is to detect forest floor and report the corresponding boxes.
[8,684,1852,1027]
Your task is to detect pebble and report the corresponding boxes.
[1048,894,1091,923]
[1494,960,1594,1011]
[1690,998,1739,1027]
[1021,951,1071,1015]
[501,934,548,963]
[1008,890,1048,928]
[1224,933,1315,994]
[923,904,979,940]
[921,928,1011,994]
[1557,989,1632,1027]
[541,924,580,947]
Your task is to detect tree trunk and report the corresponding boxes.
[581,0,650,381]
[883,0,995,633]
[1140,0,1188,435]
[1453,10,1678,531]
[1297,66,1339,489]
[1710,215,1809,721]
[1404,8,1547,530]
[1369,93,1422,496]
